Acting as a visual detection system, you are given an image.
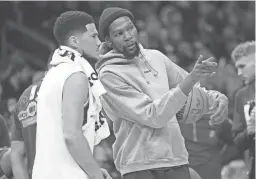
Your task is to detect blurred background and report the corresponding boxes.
[0,1,254,179]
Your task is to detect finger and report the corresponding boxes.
[195,72,216,78]
[197,62,217,68]
[196,65,217,72]
[195,66,217,72]
[200,72,216,77]
[210,106,223,121]
[210,102,225,120]
[201,62,218,67]
[209,114,224,126]
[197,55,204,64]
[195,69,216,74]
[216,107,228,124]
[202,57,215,63]
[206,72,216,77]
[210,106,227,125]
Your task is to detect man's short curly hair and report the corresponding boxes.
[231,41,255,62]
[53,11,94,45]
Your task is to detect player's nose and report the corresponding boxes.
[96,36,101,47]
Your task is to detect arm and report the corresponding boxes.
[10,107,29,179]
[100,72,188,128]
[163,52,228,123]
[100,53,217,128]
[0,115,10,147]
[232,91,250,152]
[11,142,29,179]
[163,52,197,96]
[62,72,104,179]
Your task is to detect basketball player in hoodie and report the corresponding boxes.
[96,7,229,179]
[32,11,111,179]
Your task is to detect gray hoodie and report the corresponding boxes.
[96,44,220,175]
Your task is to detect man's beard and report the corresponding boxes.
[113,42,140,59]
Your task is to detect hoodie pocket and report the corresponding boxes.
[121,123,147,165]
[143,122,186,162]
[144,128,174,162]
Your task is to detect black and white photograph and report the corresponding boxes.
[0,1,255,179]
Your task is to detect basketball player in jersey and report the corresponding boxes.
[31,11,111,179]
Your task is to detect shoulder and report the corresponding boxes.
[64,72,89,94]
[143,49,174,65]
[144,49,166,57]
[63,72,89,104]
[66,72,88,85]
[16,83,38,113]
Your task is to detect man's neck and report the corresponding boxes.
[60,45,82,56]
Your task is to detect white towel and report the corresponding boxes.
[51,46,110,151]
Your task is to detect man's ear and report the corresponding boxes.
[68,36,78,48]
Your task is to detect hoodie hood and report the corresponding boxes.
[95,42,137,73]
[95,43,159,79]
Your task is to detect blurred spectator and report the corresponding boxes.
[32,71,45,84]
[1,66,21,100]
[180,114,234,179]
[222,160,249,179]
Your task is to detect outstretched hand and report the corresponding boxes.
[190,55,217,82]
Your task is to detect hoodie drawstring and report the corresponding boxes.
[141,54,159,77]
[134,53,159,84]
[134,57,151,84]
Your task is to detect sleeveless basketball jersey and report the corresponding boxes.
[32,63,90,179]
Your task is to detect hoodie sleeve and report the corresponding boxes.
[100,72,188,128]
[162,52,228,114]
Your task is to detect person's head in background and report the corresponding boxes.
[53,11,101,59]
[19,65,34,83]
[231,41,255,85]
[99,7,140,59]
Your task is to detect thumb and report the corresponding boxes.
[197,55,204,64]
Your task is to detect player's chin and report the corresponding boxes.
[127,48,138,56]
